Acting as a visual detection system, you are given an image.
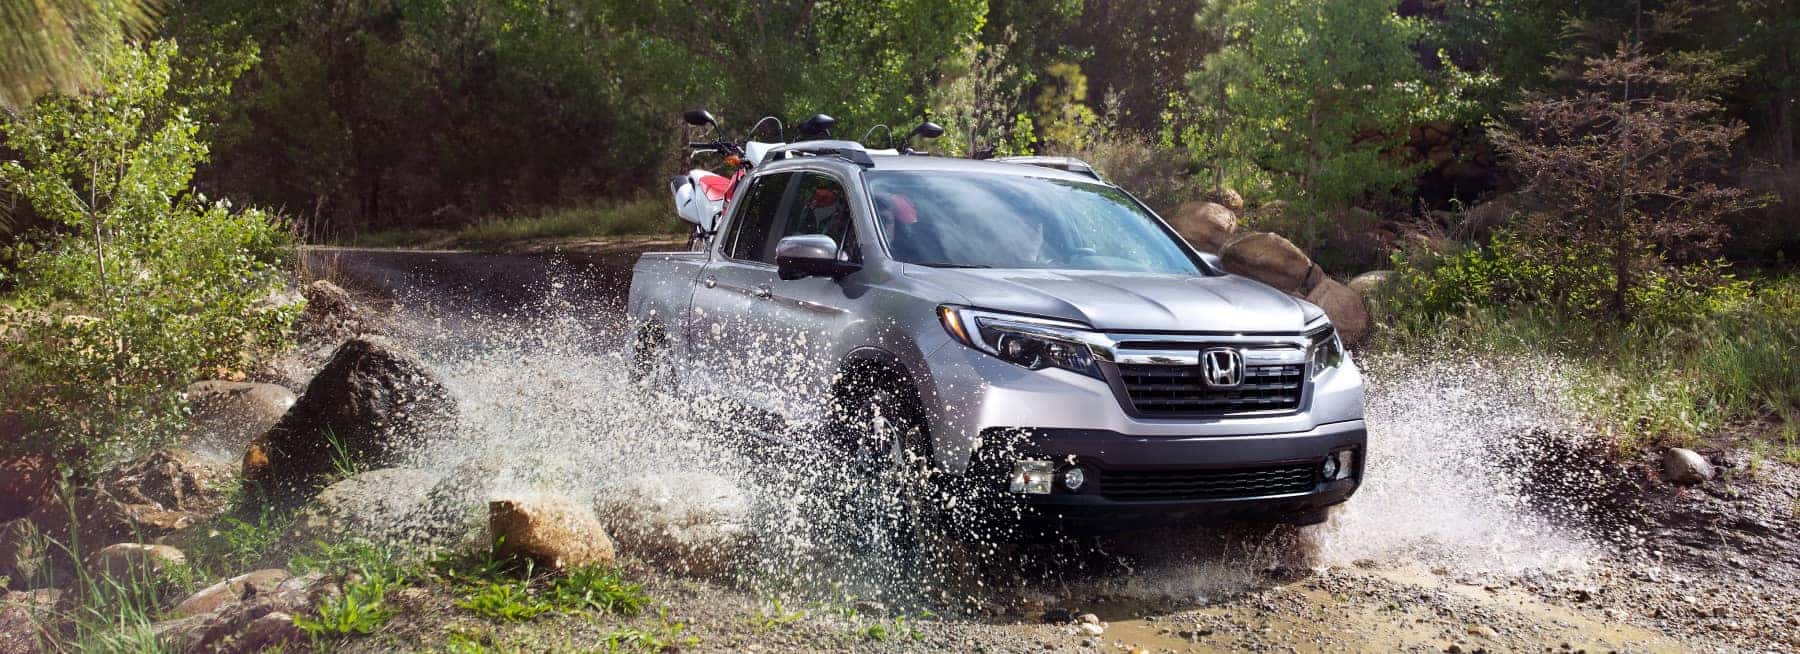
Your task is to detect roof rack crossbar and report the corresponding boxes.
[766,140,877,167]
[990,155,1103,180]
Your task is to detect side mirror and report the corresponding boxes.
[797,114,837,139]
[775,234,859,280]
[683,108,717,128]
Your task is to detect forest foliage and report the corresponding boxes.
[1,0,1798,462]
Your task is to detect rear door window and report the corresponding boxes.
[724,172,794,262]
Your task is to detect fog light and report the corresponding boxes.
[1320,455,1340,481]
[1009,460,1054,495]
[1062,466,1086,492]
[1334,449,1356,480]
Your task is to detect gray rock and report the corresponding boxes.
[156,572,329,653]
[1347,270,1394,296]
[172,569,292,618]
[185,381,296,452]
[243,337,458,505]
[1662,448,1715,485]
[593,472,751,578]
[284,468,446,547]
[89,543,186,579]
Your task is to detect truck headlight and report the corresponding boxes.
[938,306,1102,379]
[1308,325,1344,378]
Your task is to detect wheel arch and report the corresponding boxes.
[831,346,933,450]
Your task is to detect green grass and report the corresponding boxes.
[292,540,411,639]
[453,564,650,623]
[1372,275,1800,451]
[856,616,924,643]
[349,197,683,249]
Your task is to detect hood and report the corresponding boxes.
[904,266,1320,333]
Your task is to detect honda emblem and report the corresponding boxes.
[1200,348,1244,388]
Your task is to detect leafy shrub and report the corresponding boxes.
[1376,273,1799,449]
[0,40,295,471]
[1379,230,1750,333]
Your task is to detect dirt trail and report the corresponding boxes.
[308,239,1798,653]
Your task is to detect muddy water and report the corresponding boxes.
[307,247,1688,649]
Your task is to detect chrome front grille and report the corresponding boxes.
[1116,362,1304,415]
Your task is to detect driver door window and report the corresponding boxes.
[768,172,857,262]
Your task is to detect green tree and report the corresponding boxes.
[1185,0,1474,243]
[0,0,158,109]
[1488,41,1759,318]
[1,39,296,469]
[1034,62,1099,151]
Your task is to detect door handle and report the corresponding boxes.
[702,276,717,289]
[752,284,772,299]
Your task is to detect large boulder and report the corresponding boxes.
[243,337,457,504]
[1206,187,1246,213]
[1347,270,1394,296]
[185,381,296,452]
[283,468,458,548]
[1305,278,1371,347]
[1221,232,1317,294]
[1167,202,1237,253]
[1457,193,1521,240]
[490,495,616,571]
[594,473,751,578]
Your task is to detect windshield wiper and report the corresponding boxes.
[916,262,993,269]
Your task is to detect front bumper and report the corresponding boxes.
[968,421,1365,526]
[916,334,1365,475]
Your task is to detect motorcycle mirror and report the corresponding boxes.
[682,108,717,128]
[908,121,945,140]
[798,114,837,139]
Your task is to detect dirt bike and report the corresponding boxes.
[670,109,805,249]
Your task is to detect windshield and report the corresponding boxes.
[865,171,1204,274]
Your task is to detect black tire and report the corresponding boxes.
[628,325,675,390]
[829,365,944,554]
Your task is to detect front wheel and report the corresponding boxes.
[829,372,944,556]
[628,325,676,391]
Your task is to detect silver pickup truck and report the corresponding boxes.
[626,141,1364,529]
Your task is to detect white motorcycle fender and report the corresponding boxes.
[672,169,727,232]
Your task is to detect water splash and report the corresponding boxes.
[313,255,1610,611]
[1316,350,1597,573]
